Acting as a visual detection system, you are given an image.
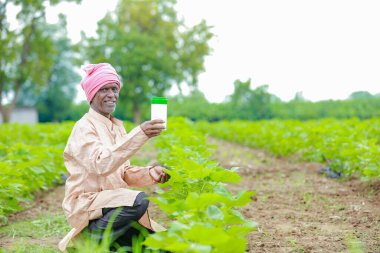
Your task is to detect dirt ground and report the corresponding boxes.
[1,138,379,253]
[209,138,380,253]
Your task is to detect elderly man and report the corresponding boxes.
[58,63,168,252]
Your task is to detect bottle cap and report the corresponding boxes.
[151,97,167,104]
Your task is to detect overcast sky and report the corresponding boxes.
[15,0,380,102]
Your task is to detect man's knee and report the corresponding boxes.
[133,192,149,217]
[92,192,150,230]
[134,192,149,207]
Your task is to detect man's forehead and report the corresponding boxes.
[102,83,119,88]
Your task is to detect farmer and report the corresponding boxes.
[58,63,169,252]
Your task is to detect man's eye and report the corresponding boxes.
[112,88,118,92]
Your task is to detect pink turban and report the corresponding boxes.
[80,63,121,103]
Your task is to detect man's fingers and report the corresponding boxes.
[147,124,165,130]
[142,124,164,137]
[144,128,164,137]
[151,129,163,134]
[151,166,164,182]
[147,127,165,133]
[151,166,169,184]
[152,170,163,182]
[140,120,165,135]
[146,131,161,137]
[158,172,169,183]
[160,173,166,183]
[150,119,165,124]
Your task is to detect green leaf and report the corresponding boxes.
[226,222,257,237]
[183,225,230,246]
[233,191,255,207]
[210,169,241,184]
[212,237,247,253]
[206,205,224,220]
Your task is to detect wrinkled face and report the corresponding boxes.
[90,83,119,118]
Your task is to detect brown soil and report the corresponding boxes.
[209,137,380,253]
[7,185,66,224]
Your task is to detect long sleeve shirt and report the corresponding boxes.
[58,108,164,252]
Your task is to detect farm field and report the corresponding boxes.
[0,137,160,253]
[4,1,380,252]
[209,138,379,252]
[0,118,379,252]
[196,119,380,180]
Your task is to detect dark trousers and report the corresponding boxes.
[86,192,153,251]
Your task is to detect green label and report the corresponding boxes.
[151,97,168,104]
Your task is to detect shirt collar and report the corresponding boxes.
[88,107,124,128]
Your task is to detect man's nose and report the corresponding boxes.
[106,90,116,97]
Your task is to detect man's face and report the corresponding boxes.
[91,82,119,118]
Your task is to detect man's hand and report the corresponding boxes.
[149,165,170,183]
[140,119,165,138]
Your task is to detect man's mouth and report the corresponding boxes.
[105,101,116,106]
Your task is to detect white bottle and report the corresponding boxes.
[151,97,167,129]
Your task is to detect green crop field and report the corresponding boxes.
[196,118,380,180]
[0,123,74,224]
[0,118,254,252]
[1,117,379,252]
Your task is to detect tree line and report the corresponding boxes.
[168,80,380,121]
[2,0,379,123]
[1,0,212,123]
[67,80,380,122]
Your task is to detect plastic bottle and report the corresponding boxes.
[151,97,167,129]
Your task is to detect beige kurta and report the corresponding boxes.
[58,108,165,252]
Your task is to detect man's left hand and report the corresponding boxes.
[149,165,170,183]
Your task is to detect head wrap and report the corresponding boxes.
[80,63,121,103]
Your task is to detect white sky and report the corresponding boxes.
[12,0,380,102]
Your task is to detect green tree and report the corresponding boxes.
[66,101,90,121]
[36,16,81,122]
[170,89,211,120]
[229,79,252,108]
[250,84,275,119]
[81,0,212,123]
[0,0,80,122]
[292,91,306,101]
[16,15,81,122]
[17,14,80,122]
[349,91,373,99]
[227,79,275,120]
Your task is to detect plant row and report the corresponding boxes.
[144,117,255,253]
[0,123,74,225]
[0,119,255,252]
[196,118,380,180]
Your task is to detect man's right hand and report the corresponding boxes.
[140,119,165,138]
